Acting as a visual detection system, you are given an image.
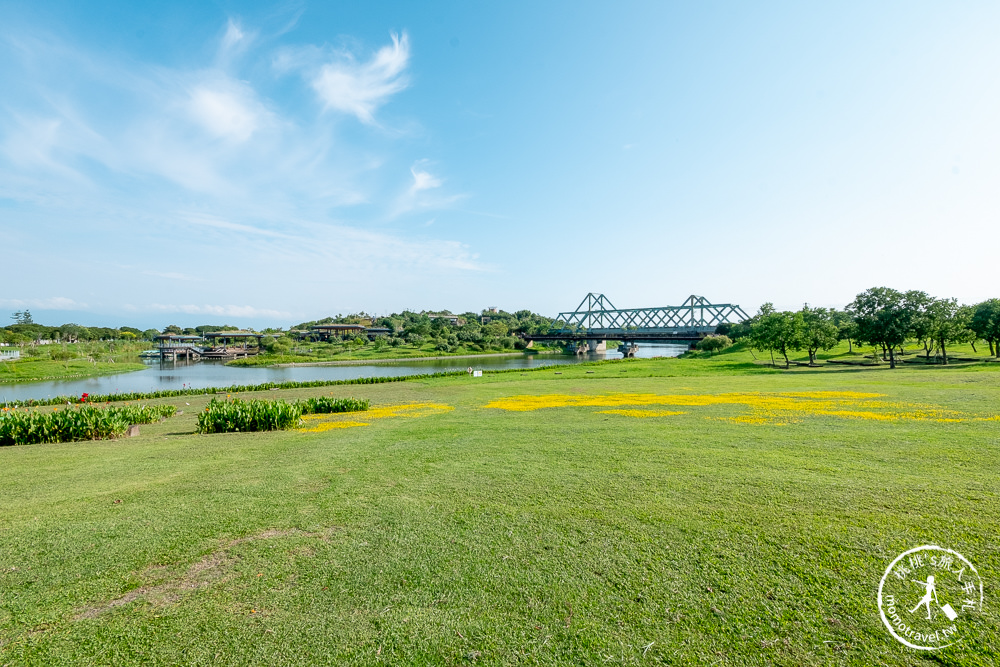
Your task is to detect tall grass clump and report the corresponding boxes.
[0,404,176,447]
[298,396,369,414]
[197,397,303,434]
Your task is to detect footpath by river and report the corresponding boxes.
[0,344,688,403]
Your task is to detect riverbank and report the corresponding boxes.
[0,358,146,384]
[227,343,565,367]
[269,350,564,367]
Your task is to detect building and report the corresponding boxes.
[308,324,392,341]
[427,313,463,326]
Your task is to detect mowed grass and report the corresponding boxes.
[1,356,999,666]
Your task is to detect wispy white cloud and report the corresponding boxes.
[0,297,88,310]
[220,19,247,56]
[308,32,410,123]
[144,304,293,319]
[141,271,203,282]
[185,77,271,142]
[410,160,442,194]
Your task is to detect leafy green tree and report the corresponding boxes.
[971,299,1000,357]
[484,321,509,340]
[10,310,33,324]
[904,291,936,359]
[923,298,972,365]
[163,325,183,335]
[849,287,919,369]
[831,309,859,353]
[748,304,802,368]
[57,324,88,343]
[696,334,732,356]
[800,306,839,364]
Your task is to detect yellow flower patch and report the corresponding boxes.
[597,409,688,418]
[296,402,453,432]
[484,391,989,426]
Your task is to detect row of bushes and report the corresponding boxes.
[0,404,177,447]
[197,396,369,434]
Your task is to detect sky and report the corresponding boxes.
[1,1,998,329]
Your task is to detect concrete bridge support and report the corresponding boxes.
[619,343,639,358]
[588,339,606,353]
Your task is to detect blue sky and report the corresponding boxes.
[2,1,997,328]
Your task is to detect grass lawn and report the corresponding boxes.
[1,352,998,665]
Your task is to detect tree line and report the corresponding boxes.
[713,288,1000,368]
[282,308,558,354]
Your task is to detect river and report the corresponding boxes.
[0,344,688,403]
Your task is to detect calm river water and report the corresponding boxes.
[0,344,688,403]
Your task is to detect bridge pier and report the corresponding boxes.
[587,339,606,354]
[619,343,639,358]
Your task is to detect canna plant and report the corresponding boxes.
[0,403,176,447]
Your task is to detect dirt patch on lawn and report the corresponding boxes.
[74,526,336,621]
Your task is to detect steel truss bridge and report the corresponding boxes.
[526,293,750,344]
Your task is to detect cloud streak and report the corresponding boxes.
[143,304,293,319]
[0,297,88,310]
[310,32,410,123]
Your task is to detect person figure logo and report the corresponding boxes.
[878,545,984,651]
[909,575,938,620]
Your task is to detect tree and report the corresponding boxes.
[696,334,732,356]
[831,309,859,353]
[57,324,88,343]
[748,304,802,368]
[923,298,971,365]
[163,325,183,335]
[799,306,839,364]
[904,291,936,359]
[849,287,918,369]
[484,321,509,340]
[971,299,1000,358]
[10,310,33,324]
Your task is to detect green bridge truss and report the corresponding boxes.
[552,293,750,336]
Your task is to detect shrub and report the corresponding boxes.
[198,396,369,434]
[298,396,369,415]
[697,334,733,355]
[197,397,302,434]
[0,403,176,447]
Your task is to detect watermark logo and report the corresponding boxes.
[878,545,983,650]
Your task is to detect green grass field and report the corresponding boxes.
[1,349,998,665]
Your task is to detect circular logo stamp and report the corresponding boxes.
[878,545,983,650]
